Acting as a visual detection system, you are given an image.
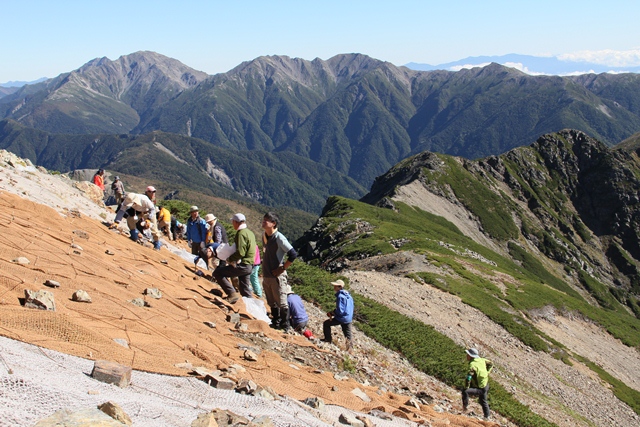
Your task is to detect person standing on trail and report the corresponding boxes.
[261,212,298,331]
[111,176,125,208]
[322,279,354,350]
[462,348,493,420]
[186,206,208,257]
[93,169,105,193]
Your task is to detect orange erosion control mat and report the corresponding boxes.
[0,191,492,427]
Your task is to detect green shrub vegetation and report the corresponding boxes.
[288,262,559,427]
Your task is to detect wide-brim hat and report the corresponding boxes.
[465,348,479,358]
[204,213,216,222]
[330,279,345,288]
[189,206,199,213]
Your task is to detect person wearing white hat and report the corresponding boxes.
[322,279,354,351]
[186,206,208,257]
[212,213,256,303]
[462,347,494,420]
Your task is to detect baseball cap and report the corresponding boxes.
[231,213,246,222]
[146,186,156,193]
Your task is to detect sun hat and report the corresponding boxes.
[330,279,345,288]
[189,206,199,213]
[231,213,246,222]
[114,176,120,180]
[204,213,216,222]
[146,186,156,192]
[465,348,479,358]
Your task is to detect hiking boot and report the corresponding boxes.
[227,292,239,304]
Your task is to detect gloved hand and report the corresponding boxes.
[200,241,205,249]
[108,222,119,229]
[326,311,333,318]
[188,240,192,248]
[271,266,286,277]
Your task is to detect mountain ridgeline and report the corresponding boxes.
[298,129,640,304]
[2,51,640,193]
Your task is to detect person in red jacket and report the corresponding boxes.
[92,169,105,191]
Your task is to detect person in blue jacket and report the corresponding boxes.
[286,292,309,333]
[322,279,354,350]
[186,206,208,257]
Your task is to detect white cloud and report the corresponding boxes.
[558,48,640,66]
[448,62,492,71]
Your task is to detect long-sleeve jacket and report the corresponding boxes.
[287,294,309,327]
[333,289,354,324]
[93,174,105,190]
[186,216,208,243]
[262,230,298,278]
[114,193,155,223]
[227,225,256,265]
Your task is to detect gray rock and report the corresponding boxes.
[143,288,162,299]
[339,413,365,427]
[129,298,150,307]
[113,338,129,348]
[303,396,325,410]
[204,374,235,390]
[72,290,92,303]
[351,387,371,402]
[24,289,56,311]
[44,279,60,288]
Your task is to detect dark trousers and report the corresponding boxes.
[213,263,253,297]
[462,384,490,418]
[322,318,352,343]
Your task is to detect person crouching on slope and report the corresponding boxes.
[322,279,354,351]
[110,192,162,250]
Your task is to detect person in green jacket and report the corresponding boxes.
[212,213,256,303]
[462,348,493,419]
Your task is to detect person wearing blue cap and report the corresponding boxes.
[462,347,493,420]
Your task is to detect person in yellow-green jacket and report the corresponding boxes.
[462,348,493,419]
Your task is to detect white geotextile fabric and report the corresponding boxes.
[0,336,417,427]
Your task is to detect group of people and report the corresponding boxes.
[97,169,493,419]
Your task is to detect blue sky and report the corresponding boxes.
[2,0,640,83]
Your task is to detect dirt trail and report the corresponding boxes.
[343,266,640,427]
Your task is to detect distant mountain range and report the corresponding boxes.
[2,51,640,214]
[405,53,640,75]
